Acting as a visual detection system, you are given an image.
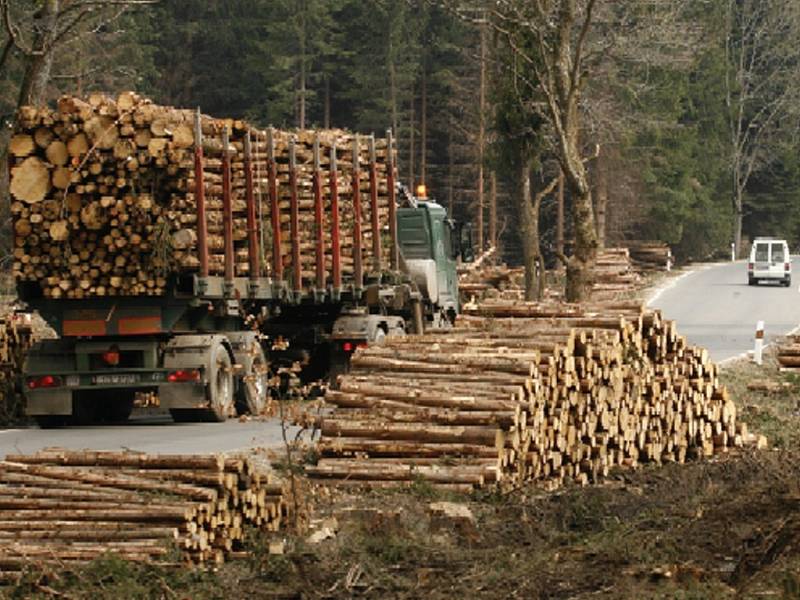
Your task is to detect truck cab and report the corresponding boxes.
[397,201,465,328]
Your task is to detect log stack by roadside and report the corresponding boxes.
[591,248,642,300]
[306,300,749,491]
[0,450,290,580]
[627,241,673,272]
[10,92,394,298]
[776,334,800,371]
[0,313,35,421]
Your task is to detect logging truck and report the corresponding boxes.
[12,98,470,427]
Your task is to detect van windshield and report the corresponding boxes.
[755,243,769,262]
[772,243,785,262]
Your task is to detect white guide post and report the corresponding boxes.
[731,243,736,262]
[754,321,765,365]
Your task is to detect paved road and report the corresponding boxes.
[649,259,800,362]
[0,412,302,457]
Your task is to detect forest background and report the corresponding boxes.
[2,0,800,271]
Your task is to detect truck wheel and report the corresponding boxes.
[237,346,269,416]
[205,344,234,422]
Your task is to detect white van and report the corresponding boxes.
[748,238,791,286]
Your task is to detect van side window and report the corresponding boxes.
[755,243,769,262]
[772,243,785,262]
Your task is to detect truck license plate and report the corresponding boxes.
[92,374,139,385]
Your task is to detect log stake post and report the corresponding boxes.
[369,136,382,273]
[194,109,209,293]
[387,129,399,271]
[289,138,302,302]
[221,127,234,294]
[313,135,325,302]
[267,128,283,292]
[754,321,764,365]
[352,136,364,297]
[244,132,260,289]
[330,142,342,301]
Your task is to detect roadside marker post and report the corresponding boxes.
[754,321,765,365]
[731,243,736,262]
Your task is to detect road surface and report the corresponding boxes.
[0,412,304,457]
[649,259,800,362]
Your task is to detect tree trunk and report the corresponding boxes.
[17,0,59,107]
[594,150,608,250]
[519,160,541,301]
[420,65,427,188]
[556,170,565,259]
[733,199,743,259]
[447,128,454,213]
[323,74,330,129]
[298,11,307,129]
[408,90,415,190]
[490,171,497,250]
[476,22,487,252]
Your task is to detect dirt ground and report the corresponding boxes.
[4,349,800,599]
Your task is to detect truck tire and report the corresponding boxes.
[204,344,234,422]
[237,346,269,416]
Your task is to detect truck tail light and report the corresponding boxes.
[342,342,369,353]
[786,262,790,272]
[748,262,754,271]
[28,375,61,390]
[102,350,120,366]
[167,369,201,383]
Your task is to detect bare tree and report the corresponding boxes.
[724,0,800,257]
[1,0,157,107]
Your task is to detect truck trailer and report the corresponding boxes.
[11,97,470,426]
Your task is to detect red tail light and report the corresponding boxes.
[748,262,754,271]
[102,350,120,366]
[167,369,201,383]
[342,342,353,352]
[786,263,790,272]
[28,375,61,390]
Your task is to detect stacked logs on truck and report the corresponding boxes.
[626,241,673,272]
[0,450,290,579]
[775,334,800,371]
[10,92,394,298]
[306,300,750,491]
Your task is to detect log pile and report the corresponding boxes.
[0,450,290,579]
[458,265,525,303]
[307,300,749,491]
[591,248,642,300]
[627,241,673,272]
[0,312,35,421]
[10,92,394,298]
[776,334,800,371]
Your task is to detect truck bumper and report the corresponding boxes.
[24,382,209,415]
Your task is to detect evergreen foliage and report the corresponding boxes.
[3,0,800,263]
